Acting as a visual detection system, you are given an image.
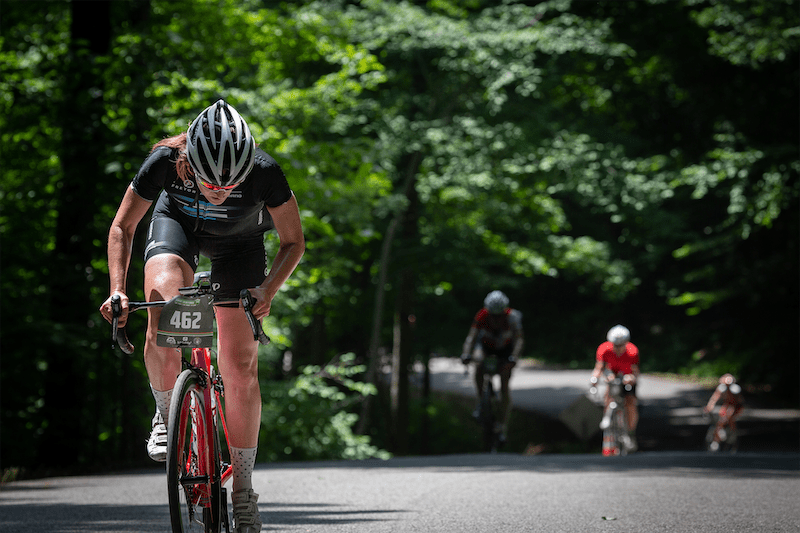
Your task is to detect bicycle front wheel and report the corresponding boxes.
[167,369,222,533]
[479,383,497,453]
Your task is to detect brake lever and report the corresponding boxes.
[240,289,271,346]
[110,295,135,354]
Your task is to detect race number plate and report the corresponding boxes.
[156,295,214,348]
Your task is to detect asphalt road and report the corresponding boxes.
[2,453,799,532]
[3,361,798,532]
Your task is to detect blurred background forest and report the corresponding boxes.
[1,0,798,474]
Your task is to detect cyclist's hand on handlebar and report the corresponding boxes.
[622,373,636,385]
[241,286,272,320]
[240,289,271,345]
[99,292,129,326]
[460,353,472,364]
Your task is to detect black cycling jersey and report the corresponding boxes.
[132,144,294,300]
[131,145,293,237]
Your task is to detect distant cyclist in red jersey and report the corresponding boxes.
[591,325,640,452]
[461,290,524,443]
[704,373,745,451]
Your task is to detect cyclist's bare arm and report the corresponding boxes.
[511,329,524,360]
[625,364,640,384]
[590,360,606,382]
[99,185,153,326]
[247,194,305,320]
[461,326,478,359]
[704,387,722,412]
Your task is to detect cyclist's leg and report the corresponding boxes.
[207,235,266,533]
[215,303,262,533]
[624,386,639,432]
[473,345,485,398]
[599,386,613,430]
[728,404,744,432]
[623,386,639,451]
[142,212,198,461]
[498,357,514,432]
[143,253,195,390]
[717,405,735,441]
[206,234,266,455]
[142,210,199,394]
[216,309,261,451]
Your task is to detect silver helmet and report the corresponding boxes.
[186,100,255,188]
[606,325,631,346]
[483,290,509,314]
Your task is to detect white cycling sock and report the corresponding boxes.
[231,446,257,492]
[150,385,173,423]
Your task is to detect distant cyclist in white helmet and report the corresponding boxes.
[591,325,640,452]
[461,290,524,443]
[704,373,745,451]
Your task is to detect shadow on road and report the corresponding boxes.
[257,452,799,479]
[0,503,168,532]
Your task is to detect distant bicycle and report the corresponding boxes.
[704,410,738,453]
[110,272,269,532]
[591,373,635,456]
[463,355,504,453]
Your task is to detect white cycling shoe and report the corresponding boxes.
[623,434,638,453]
[146,411,168,462]
[232,489,262,533]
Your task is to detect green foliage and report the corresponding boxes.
[687,0,800,68]
[259,354,390,461]
[1,0,798,473]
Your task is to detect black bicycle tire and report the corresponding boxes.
[480,381,496,452]
[167,369,222,533]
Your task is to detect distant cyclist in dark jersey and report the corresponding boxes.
[461,290,524,442]
[99,100,304,533]
[591,325,640,452]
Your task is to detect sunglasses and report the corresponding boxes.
[199,179,239,191]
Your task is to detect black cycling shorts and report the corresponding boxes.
[478,344,515,373]
[481,344,514,362]
[143,214,268,302]
[616,380,637,397]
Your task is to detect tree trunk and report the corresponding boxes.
[358,152,423,437]
[389,152,421,454]
[40,0,112,468]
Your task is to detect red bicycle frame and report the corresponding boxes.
[176,348,233,508]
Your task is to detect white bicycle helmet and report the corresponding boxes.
[606,325,631,346]
[186,100,255,188]
[483,290,509,314]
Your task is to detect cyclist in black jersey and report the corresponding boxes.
[99,100,304,533]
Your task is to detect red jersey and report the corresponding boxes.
[471,308,523,350]
[596,341,639,375]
